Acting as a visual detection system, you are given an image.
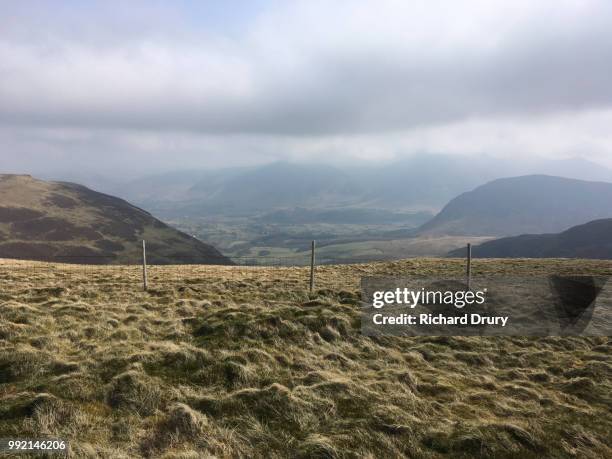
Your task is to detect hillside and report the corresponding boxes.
[0,174,231,264]
[0,258,610,457]
[419,175,612,236]
[449,218,612,259]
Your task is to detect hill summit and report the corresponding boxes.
[419,175,612,236]
[0,174,230,264]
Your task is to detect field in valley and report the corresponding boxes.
[171,216,491,263]
[0,258,611,458]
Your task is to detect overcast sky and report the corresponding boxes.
[1,0,612,177]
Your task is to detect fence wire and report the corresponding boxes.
[0,252,386,295]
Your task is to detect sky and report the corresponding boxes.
[1,0,612,177]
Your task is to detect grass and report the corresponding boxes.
[0,258,610,458]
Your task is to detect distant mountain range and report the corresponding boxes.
[51,155,612,220]
[0,175,231,264]
[448,219,612,259]
[419,175,612,236]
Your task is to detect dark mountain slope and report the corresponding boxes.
[0,174,231,264]
[448,219,612,259]
[419,175,612,236]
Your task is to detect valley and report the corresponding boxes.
[84,159,612,264]
[168,215,489,264]
[5,167,612,265]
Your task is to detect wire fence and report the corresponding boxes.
[0,254,391,266]
[0,253,301,267]
[0,249,394,294]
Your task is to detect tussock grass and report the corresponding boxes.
[0,258,610,457]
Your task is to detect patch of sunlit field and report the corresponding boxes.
[0,258,610,458]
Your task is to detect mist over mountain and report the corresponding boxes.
[114,168,249,209]
[448,219,612,259]
[0,174,230,264]
[186,162,363,214]
[69,155,612,220]
[420,175,612,237]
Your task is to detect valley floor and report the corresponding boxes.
[0,258,610,458]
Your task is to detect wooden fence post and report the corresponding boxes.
[309,240,316,293]
[142,240,148,291]
[466,243,472,291]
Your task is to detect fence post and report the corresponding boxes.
[309,240,316,293]
[142,240,148,291]
[466,243,472,291]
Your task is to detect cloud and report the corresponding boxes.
[3,109,612,178]
[0,0,611,172]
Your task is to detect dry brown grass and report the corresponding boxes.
[0,257,611,458]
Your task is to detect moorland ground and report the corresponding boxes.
[0,258,610,458]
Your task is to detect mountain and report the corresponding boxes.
[347,154,536,210]
[193,161,362,211]
[448,219,612,259]
[163,162,363,217]
[68,156,612,220]
[0,174,231,264]
[419,175,612,236]
[110,167,249,210]
[533,157,612,183]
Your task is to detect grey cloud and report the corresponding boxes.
[1,1,612,135]
[1,0,612,175]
